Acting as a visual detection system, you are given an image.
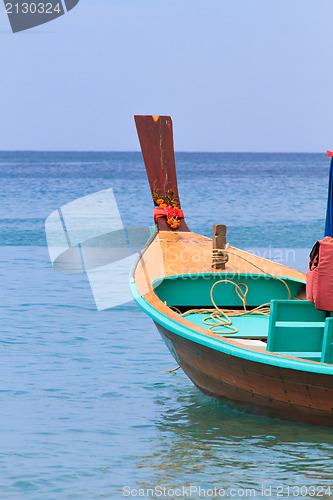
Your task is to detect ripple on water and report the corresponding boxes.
[1,153,332,498]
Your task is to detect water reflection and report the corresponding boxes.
[136,382,333,495]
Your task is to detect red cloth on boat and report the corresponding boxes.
[328,151,333,158]
[153,206,184,223]
[306,237,333,311]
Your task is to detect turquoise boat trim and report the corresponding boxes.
[322,318,333,363]
[275,352,321,361]
[130,278,333,375]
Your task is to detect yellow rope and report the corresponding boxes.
[226,248,291,300]
[181,248,291,335]
[159,366,181,373]
[212,246,229,265]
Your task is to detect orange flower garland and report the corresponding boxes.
[152,182,183,230]
[164,205,181,229]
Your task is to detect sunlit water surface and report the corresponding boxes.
[1,152,332,499]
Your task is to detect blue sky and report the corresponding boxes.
[0,0,332,152]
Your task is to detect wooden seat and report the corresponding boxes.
[267,300,326,357]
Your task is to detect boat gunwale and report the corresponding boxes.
[130,278,333,374]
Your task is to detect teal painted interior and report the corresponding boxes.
[153,273,303,308]
[149,274,333,365]
[321,318,333,363]
[183,312,269,338]
[130,278,333,373]
[267,300,326,353]
[266,300,333,362]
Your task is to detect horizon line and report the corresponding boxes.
[0,149,326,155]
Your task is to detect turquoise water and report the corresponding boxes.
[1,152,333,499]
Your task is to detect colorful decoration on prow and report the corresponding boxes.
[152,181,184,230]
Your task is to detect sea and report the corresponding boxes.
[1,151,333,499]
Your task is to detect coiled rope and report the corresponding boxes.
[212,246,229,265]
[162,246,292,376]
[181,248,291,334]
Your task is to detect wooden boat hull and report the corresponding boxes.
[156,322,333,427]
[130,230,333,427]
[132,115,333,427]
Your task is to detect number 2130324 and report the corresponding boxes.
[5,3,62,14]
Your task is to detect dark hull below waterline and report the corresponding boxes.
[155,322,333,427]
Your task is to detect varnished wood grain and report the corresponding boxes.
[134,115,189,232]
[212,224,227,270]
[158,324,333,426]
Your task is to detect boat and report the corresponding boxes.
[130,115,333,427]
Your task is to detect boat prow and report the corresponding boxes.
[131,115,333,427]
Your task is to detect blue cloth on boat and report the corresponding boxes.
[325,157,333,237]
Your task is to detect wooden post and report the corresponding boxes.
[212,224,227,270]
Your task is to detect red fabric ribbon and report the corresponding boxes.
[327,151,333,158]
[153,206,184,223]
